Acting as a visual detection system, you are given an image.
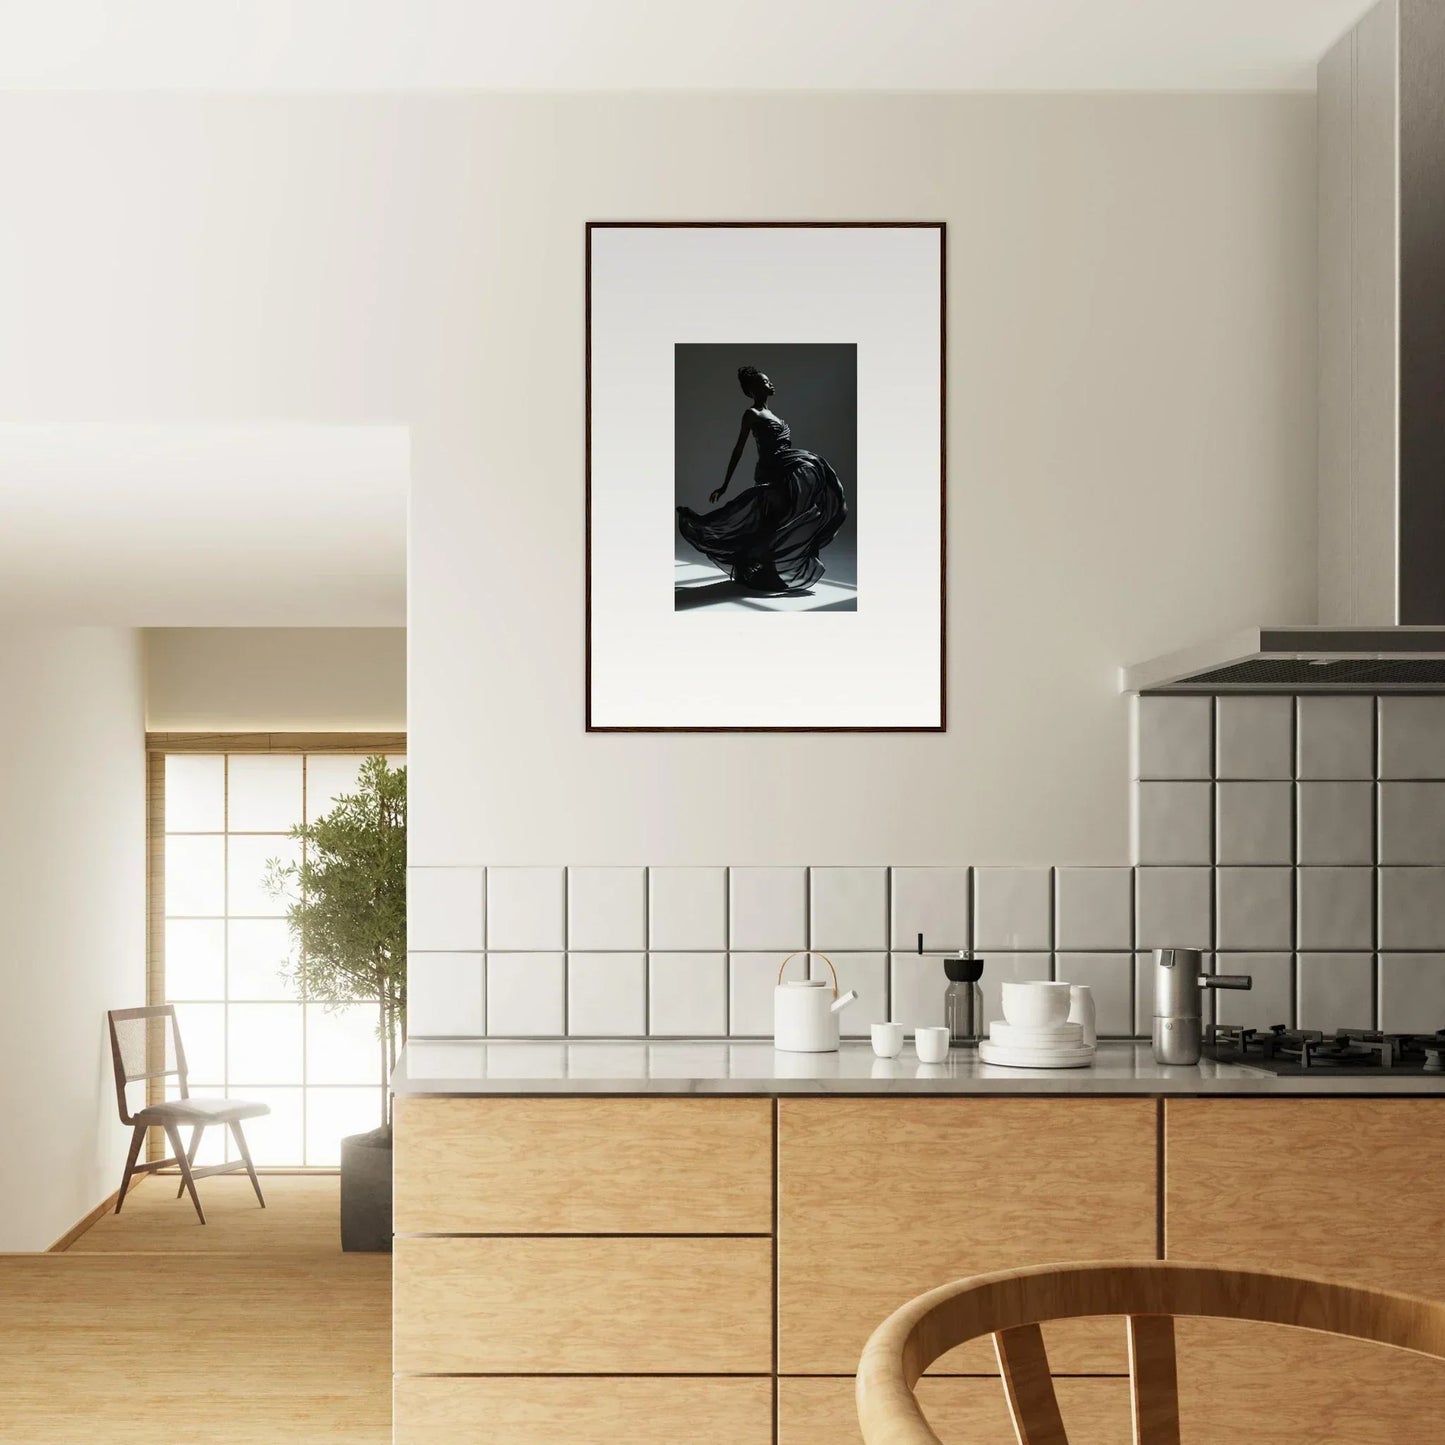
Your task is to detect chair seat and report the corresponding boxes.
[135,1096,271,1125]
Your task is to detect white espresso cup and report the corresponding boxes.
[914,1026,951,1064]
[871,1022,905,1058]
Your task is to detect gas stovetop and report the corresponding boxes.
[1204,1025,1445,1076]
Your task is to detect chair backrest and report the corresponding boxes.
[855,1260,1445,1445]
[107,1006,189,1125]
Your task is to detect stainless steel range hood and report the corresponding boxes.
[1123,628,1445,694]
[1124,0,1445,695]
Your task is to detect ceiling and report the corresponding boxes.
[0,425,408,626]
[0,0,1376,93]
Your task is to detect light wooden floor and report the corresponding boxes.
[0,1174,391,1444]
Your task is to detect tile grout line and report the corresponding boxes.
[1290,696,1300,1029]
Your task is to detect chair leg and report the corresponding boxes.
[114,1122,147,1215]
[176,1124,204,1198]
[229,1119,266,1209]
[164,1122,206,1224]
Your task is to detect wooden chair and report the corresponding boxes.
[107,1005,271,1225]
[856,1259,1445,1445]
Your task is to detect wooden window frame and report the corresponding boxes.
[145,732,406,1167]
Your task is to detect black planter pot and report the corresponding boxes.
[340,1125,393,1253]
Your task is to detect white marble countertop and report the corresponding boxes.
[391,1039,1445,1096]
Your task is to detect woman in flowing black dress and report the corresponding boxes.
[676,365,847,595]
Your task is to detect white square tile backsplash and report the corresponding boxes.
[810,867,888,951]
[404,693,1445,1042]
[487,867,565,951]
[486,952,565,1036]
[1379,783,1445,865]
[1134,782,1213,865]
[1215,782,1293,865]
[567,951,646,1037]
[407,867,484,952]
[1216,695,1293,779]
[407,952,484,1036]
[1378,697,1445,779]
[973,868,1051,950]
[1297,782,1374,866]
[648,867,727,950]
[567,867,646,951]
[889,867,970,951]
[1297,695,1375,779]
[1133,695,1212,779]
[728,867,807,951]
[1298,953,1375,1033]
[1054,868,1132,951]
[1215,867,1293,951]
[648,952,727,1036]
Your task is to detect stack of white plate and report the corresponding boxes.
[977,981,1096,1069]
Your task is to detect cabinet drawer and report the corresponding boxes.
[778,1098,1157,1374]
[395,1376,773,1445]
[394,1236,773,1374]
[394,1096,772,1234]
[778,1376,1132,1445]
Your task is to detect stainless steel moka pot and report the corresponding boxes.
[1151,947,1252,1065]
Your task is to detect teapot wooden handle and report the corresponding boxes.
[777,950,839,997]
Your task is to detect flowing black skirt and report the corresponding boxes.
[676,449,847,593]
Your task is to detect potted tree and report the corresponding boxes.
[265,755,406,1252]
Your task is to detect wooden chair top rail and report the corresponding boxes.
[856,1260,1445,1445]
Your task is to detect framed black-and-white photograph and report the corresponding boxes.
[587,222,945,731]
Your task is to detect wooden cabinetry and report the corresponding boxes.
[777,1098,1157,1374]
[395,1377,774,1445]
[394,1235,772,1374]
[392,1097,774,1445]
[393,1095,772,1234]
[778,1376,1132,1445]
[1165,1099,1445,1445]
[394,1091,1445,1444]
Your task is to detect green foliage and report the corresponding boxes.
[264,756,407,1088]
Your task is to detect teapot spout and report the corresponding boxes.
[830,989,859,1014]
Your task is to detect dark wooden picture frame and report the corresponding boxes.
[585,220,947,733]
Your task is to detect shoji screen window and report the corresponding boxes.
[161,748,403,1167]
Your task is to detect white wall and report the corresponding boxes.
[0,628,145,1250]
[146,627,407,731]
[0,92,1317,868]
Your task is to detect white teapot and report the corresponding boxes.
[773,951,858,1053]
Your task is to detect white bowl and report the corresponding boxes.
[1000,980,1073,1029]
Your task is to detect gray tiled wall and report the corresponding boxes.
[406,694,1445,1042]
[1133,693,1445,1034]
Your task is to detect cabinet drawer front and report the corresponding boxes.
[395,1376,773,1445]
[1176,1321,1445,1445]
[394,1236,773,1374]
[778,1098,1157,1374]
[778,1376,1132,1445]
[1166,1099,1445,1293]
[394,1096,772,1234]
